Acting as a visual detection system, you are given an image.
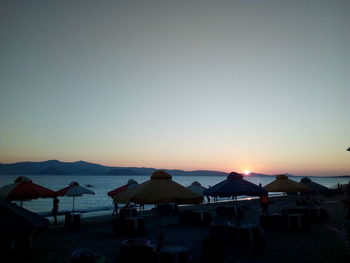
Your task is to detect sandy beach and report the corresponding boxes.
[9,193,350,263]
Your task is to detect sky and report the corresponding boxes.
[0,0,349,176]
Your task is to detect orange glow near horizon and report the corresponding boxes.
[0,155,349,177]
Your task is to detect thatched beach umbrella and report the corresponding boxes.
[113,170,203,204]
[187,181,207,196]
[299,178,328,192]
[0,176,56,206]
[298,177,330,197]
[264,174,308,193]
[56,182,95,212]
[204,172,267,198]
[204,172,266,223]
[114,171,202,245]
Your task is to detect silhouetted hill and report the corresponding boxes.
[0,160,111,175]
[249,172,274,177]
[105,168,141,175]
[0,160,228,176]
[0,160,313,177]
[163,169,228,176]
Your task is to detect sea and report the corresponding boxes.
[0,174,348,218]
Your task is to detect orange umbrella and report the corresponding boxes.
[113,170,203,204]
[187,181,207,196]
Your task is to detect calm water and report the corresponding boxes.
[0,174,348,217]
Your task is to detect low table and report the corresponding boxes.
[64,212,82,228]
[209,222,265,249]
[232,223,265,249]
[123,216,144,235]
[119,207,138,218]
[120,239,155,263]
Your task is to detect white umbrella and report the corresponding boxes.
[56,182,95,212]
[187,181,207,196]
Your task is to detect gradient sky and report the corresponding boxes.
[1,0,349,176]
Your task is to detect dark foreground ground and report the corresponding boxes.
[5,195,350,263]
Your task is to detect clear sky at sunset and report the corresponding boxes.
[1,0,349,176]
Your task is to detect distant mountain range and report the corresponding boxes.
[249,172,295,177]
[0,160,230,176]
[0,160,347,177]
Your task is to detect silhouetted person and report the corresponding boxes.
[52,197,59,224]
[205,195,210,203]
[260,194,269,216]
[112,202,119,216]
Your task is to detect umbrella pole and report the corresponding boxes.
[156,213,165,249]
[234,196,237,214]
[234,197,240,226]
[72,196,75,213]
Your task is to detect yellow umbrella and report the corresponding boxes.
[113,170,203,204]
[264,174,309,193]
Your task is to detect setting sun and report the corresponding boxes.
[243,170,251,175]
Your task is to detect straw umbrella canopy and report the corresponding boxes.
[299,177,329,195]
[186,181,207,196]
[107,179,138,197]
[113,170,203,204]
[264,174,309,193]
[56,182,95,212]
[204,172,266,224]
[0,176,56,205]
[204,172,267,198]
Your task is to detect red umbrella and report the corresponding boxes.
[107,179,138,197]
[0,176,56,205]
[107,184,129,197]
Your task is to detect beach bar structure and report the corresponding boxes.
[0,198,49,255]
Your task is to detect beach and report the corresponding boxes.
[9,193,350,263]
[2,1,350,262]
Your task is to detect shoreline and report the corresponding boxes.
[5,175,348,219]
[45,194,289,224]
[45,195,276,225]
